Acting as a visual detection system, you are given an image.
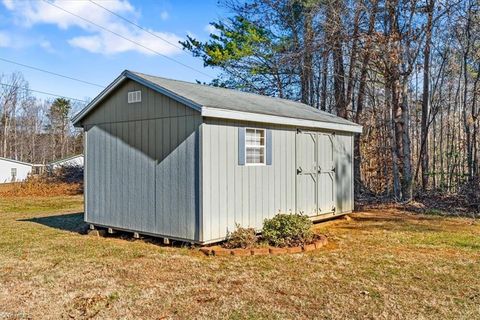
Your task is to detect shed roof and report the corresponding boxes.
[48,154,84,166]
[72,70,362,133]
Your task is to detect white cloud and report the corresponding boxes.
[160,10,169,21]
[204,24,218,35]
[1,0,182,56]
[39,39,53,51]
[69,29,180,55]
[0,31,11,47]
[2,0,13,10]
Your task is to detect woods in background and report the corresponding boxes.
[182,0,480,201]
[0,72,83,164]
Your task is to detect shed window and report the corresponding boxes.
[245,128,265,165]
[11,168,17,179]
[127,91,142,103]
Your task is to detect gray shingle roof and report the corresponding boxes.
[73,70,361,132]
[130,71,359,128]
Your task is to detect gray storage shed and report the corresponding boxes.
[72,70,362,244]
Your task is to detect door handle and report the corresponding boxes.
[297,167,303,174]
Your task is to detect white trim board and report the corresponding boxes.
[202,107,363,134]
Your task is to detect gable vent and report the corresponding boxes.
[128,91,141,103]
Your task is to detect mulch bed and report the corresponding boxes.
[199,235,328,257]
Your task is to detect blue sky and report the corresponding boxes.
[0,0,225,109]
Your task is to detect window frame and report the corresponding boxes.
[127,90,142,103]
[244,127,266,166]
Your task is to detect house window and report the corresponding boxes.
[245,128,265,165]
[127,90,142,103]
[11,168,17,180]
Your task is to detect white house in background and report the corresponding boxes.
[48,154,84,170]
[0,157,33,183]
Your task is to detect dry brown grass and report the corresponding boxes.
[0,179,82,197]
[0,196,479,319]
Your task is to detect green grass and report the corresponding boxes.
[0,197,479,319]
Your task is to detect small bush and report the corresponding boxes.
[262,213,313,247]
[51,165,84,184]
[224,223,257,249]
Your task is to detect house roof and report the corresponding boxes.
[49,154,84,166]
[72,70,362,133]
[0,157,33,167]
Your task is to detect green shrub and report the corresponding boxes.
[224,223,257,249]
[262,213,313,247]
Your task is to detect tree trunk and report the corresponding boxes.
[354,0,378,197]
[419,0,434,189]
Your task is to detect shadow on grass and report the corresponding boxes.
[19,212,87,234]
[20,213,194,248]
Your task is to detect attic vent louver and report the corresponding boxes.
[128,91,141,103]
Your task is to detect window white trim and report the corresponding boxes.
[127,90,142,103]
[245,127,266,166]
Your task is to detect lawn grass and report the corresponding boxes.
[0,196,479,319]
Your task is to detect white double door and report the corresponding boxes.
[296,130,335,216]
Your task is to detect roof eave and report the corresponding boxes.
[201,107,363,134]
[0,157,33,166]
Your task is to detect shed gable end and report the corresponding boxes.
[81,79,200,126]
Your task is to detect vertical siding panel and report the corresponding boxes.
[121,122,129,229]
[155,118,163,233]
[95,126,102,224]
[273,128,281,213]
[233,122,241,226]
[210,122,220,239]
[127,122,135,230]
[262,161,269,223]
[177,115,187,237]
[104,124,111,225]
[141,120,150,233]
[218,122,228,235]
[268,128,275,216]
[185,116,195,238]
[162,117,171,235]
[288,129,295,211]
[281,130,287,211]
[248,166,255,227]
[258,167,265,227]
[93,126,99,224]
[284,129,291,212]
[147,119,156,234]
[101,125,107,224]
[226,123,235,232]
[111,123,119,227]
[134,121,142,231]
[157,117,164,235]
[170,116,179,236]
[86,128,94,221]
[202,122,212,241]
